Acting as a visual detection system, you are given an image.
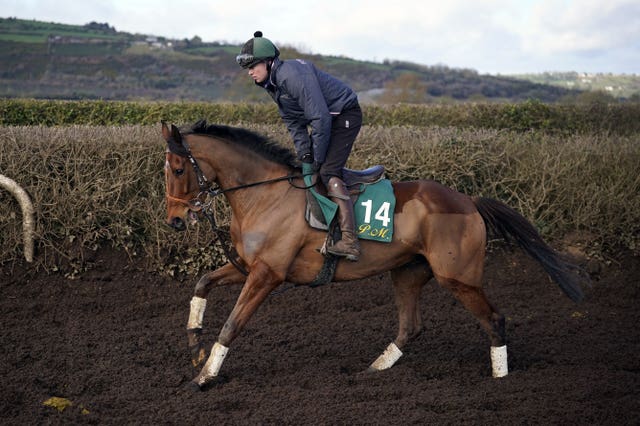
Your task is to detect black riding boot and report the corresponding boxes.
[327,176,360,261]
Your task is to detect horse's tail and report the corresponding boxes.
[473,197,587,303]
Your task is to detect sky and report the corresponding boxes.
[4,0,639,75]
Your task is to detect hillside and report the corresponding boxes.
[1,17,635,103]
[513,72,640,101]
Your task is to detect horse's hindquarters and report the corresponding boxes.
[423,211,486,288]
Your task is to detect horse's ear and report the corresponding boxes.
[170,124,182,144]
[193,119,207,132]
[161,121,171,142]
[163,122,189,156]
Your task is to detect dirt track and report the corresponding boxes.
[1,248,639,425]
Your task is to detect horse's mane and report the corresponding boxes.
[182,120,299,169]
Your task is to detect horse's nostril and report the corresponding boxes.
[169,217,186,231]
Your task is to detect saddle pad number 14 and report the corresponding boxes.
[354,179,395,243]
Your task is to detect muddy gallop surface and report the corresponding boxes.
[1,247,639,425]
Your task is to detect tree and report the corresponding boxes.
[84,21,116,33]
[378,73,428,104]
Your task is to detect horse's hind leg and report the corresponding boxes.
[368,258,432,372]
[438,277,507,377]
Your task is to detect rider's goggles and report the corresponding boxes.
[236,53,262,69]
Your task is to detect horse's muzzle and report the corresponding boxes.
[168,216,187,231]
[167,211,199,231]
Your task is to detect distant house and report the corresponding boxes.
[145,36,169,49]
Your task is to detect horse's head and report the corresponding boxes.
[162,122,202,231]
[161,119,300,231]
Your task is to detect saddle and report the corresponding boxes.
[342,165,385,188]
[308,165,385,198]
[305,165,386,231]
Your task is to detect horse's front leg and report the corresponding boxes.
[191,259,283,390]
[187,263,247,369]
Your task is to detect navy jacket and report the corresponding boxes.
[260,58,358,164]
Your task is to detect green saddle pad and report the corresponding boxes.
[353,179,395,243]
[303,164,395,243]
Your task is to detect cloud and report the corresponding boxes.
[522,0,640,53]
[3,0,638,74]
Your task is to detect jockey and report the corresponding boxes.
[236,31,362,261]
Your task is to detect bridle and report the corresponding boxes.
[166,136,315,276]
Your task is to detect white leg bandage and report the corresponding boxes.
[491,345,508,378]
[202,342,229,378]
[369,343,403,371]
[187,296,207,329]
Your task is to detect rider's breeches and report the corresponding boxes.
[318,104,362,187]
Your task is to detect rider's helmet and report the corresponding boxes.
[236,31,280,69]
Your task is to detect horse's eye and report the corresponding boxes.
[174,168,184,176]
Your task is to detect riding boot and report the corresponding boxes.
[326,176,360,261]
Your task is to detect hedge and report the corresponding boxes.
[1,124,638,277]
[1,99,639,135]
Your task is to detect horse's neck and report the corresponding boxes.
[191,136,292,215]
[224,162,293,220]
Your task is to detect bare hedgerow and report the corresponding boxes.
[0,124,638,275]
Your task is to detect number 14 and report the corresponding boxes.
[360,200,391,227]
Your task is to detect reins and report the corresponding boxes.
[167,136,315,277]
[207,173,314,197]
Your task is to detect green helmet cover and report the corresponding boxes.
[237,31,280,68]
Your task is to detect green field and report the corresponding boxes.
[0,17,130,41]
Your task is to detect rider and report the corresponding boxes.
[236,31,362,261]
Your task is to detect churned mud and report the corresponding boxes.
[1,247,638,424]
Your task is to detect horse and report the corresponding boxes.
[161,120,586,390]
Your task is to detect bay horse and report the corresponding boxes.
[162,120,586,390]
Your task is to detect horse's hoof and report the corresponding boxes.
[186,381,203,392]
[190,347,206,369]
[187,330,206,368]
[350,368,380,382]
[188,375,228,392]
[351,367,378,378]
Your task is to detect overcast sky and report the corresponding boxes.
[4,0,639,75]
